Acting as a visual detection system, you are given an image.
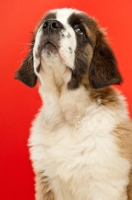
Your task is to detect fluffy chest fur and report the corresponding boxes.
[29,81,131,200]
[15,8,132,200]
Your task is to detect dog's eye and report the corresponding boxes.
[74,24,84,35]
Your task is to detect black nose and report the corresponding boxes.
[43,19,62,31]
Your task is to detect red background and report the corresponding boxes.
[0,0,132,199]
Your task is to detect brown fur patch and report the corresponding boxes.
[81,74,89,89]
[114,122,132,162]
[114,122,132,199]
[35,173,55,200]
[90,87,122,108]
[82,22,97,44]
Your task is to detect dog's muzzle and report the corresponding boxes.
[39,19,63,53]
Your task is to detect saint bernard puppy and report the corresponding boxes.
[15,8,132,200]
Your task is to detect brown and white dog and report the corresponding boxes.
[15,8,132,200]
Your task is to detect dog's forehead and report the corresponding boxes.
[45,8,83,24]
[55,8,82,23]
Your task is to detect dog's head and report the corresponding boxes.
[15,8,122,89]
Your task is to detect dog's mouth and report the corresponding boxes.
[42,40,58,54]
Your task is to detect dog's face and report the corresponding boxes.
[15,8,122,89]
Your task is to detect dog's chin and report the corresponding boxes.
[43,42,58,55]
[40,41,62,68]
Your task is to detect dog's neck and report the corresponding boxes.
[37,62,128,125]
[37,62,91,124]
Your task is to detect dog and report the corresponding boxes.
[15,8,132,200]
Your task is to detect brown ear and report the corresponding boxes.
[15,40,37,87]
[89,32,122,89]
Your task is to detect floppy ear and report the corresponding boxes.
[89,31,122,89]
[15,40,37,87]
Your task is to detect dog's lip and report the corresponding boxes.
[44,40,58,49]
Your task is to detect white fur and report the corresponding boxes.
[29,8,131,200]
[55,8,79,69]
[29,85,130,200]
